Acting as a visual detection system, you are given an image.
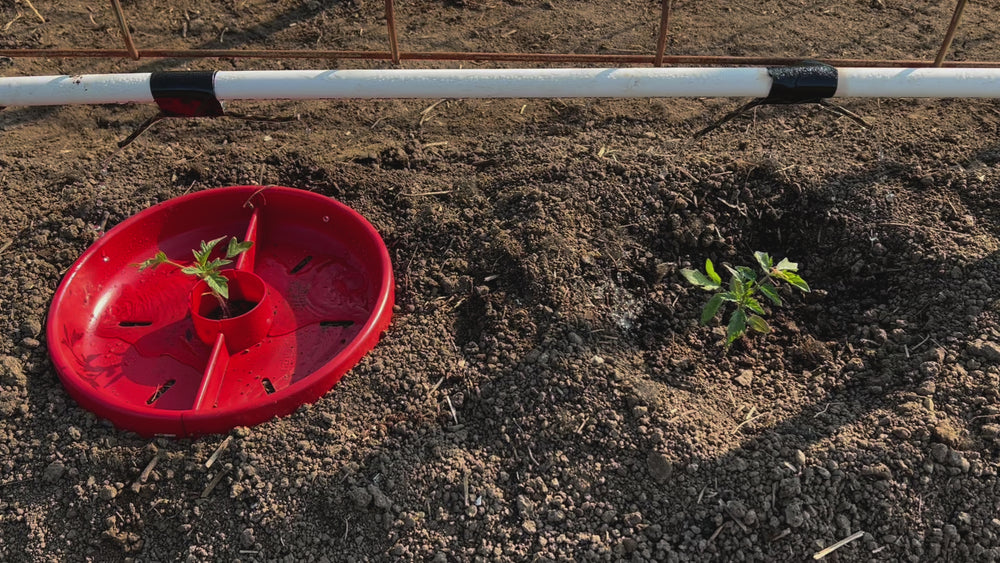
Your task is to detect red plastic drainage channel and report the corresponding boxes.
[46,186,394,438]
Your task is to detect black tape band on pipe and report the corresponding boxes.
[150,71,224,117]
[765,62,838,104]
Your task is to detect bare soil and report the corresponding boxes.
[3,1,1000,561]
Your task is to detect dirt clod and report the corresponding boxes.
[646,452,674,483]
[0,356,26,387]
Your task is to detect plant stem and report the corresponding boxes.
[206,291,231,319]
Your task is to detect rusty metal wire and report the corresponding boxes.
[0,0,988,69]
[654,0,673,68]
[384,0,401,65]
[933,0,969,68]
[108,0,139,60]
[3,49,999,68]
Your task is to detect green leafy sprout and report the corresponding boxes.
[135,236,253,305]
[681,251,810,349]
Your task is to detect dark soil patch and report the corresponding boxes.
[206,299,259,321]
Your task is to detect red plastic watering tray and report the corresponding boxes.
[47,186,394,437]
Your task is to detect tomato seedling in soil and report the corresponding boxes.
[135,236,254,319]
[682,251,810,349]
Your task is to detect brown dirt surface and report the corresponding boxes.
[4,0,1000,561]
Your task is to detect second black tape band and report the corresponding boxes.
[150,71,224,118]
[765,62,838,105]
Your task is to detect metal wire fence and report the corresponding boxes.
[0,0,991,68]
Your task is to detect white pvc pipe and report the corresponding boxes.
[0,73,155,106]
[213,68,772,101]
[1,68,999,107]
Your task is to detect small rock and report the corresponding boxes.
[43,460,66,483]
[591,356,605,365]
[99,485,118,501]
[21,338,40,349]
[620,537,638,554]
[930,443,950,464]
[21,318,42,338]
[784,500,805,528]
[240,528,255,548]
[646,452,673,483]
[872,328,888,344]
[67,426,82,441]
[567,332,583,346]
[794,450,806,466]
[734,369,753,387]
[522,519,537,534]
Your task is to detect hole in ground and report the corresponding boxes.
[262,378,276,394]
[147,379,176,405]
[320,320,355,328]
[290,255,313,274]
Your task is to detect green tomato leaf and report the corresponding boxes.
[758,282,782,306]
[180,266,201,275]
[730,275,744,296]
[735,266,757,282]
[227,238,254,259]
[775,257,798,272]
[204,272,229,300]
[203,237,226,253]
[136,251,168,271]
[208,258,233,270]
[705,259,722,285]
[195,237,227,266]
[701,294,725,324]
[681,268,720,290]
[718,291,738,303]
[781,271,811,292]
[754,251,773,271]
[746,297,765,315]
[726,309,747,347]
[748,314,771,333]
